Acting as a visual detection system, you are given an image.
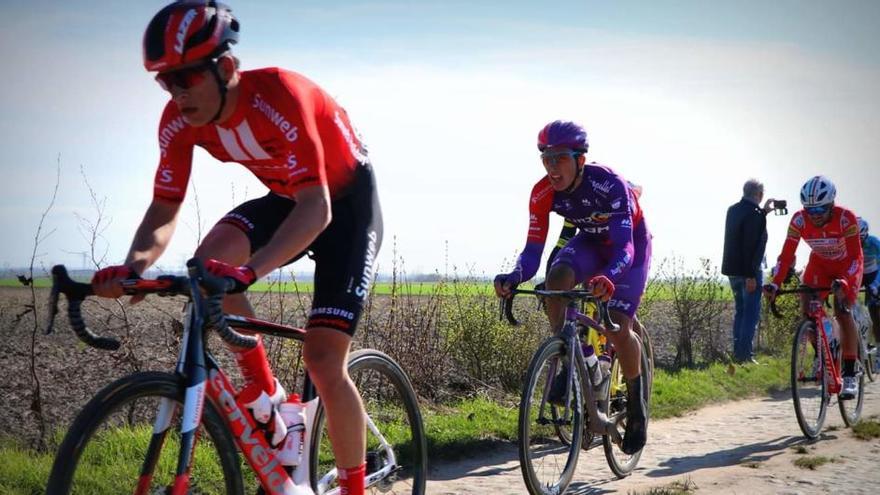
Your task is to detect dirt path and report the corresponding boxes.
[427,380,880,494]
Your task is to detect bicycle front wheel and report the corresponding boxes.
[791,321,828,439]
[518,336,583,495]
[46,371,243,495]
[309,349,427,495]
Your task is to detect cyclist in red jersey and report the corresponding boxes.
[91,3,378,492]
[765,176,864,399]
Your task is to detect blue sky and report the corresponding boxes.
[1,1,878,278]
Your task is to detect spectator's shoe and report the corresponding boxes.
[839,376,858,401]
[622,374,648,455]
[547,366,570,406]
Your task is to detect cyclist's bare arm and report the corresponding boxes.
[93,198,182,299]
[247,184,331,278]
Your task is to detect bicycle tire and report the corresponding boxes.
[518,336,583,495]
[791,321,828,440]
[602,334,652,478]
[635,318,655,387]
[46,371,243,495]
[309,349,427,494]
[838,333,865,427]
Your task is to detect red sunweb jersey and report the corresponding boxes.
[153,68,368,202]
[771,206,863,287]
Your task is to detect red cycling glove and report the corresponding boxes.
[205,259,257,293]
[91,265,138,286]
[588,275,615,302]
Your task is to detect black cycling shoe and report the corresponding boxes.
[621,374,647,455]
[547,365,570,406]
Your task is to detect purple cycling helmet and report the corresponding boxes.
[537,120,588,152]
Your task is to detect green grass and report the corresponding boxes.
[851,419,880,441]
[0,438,55,495]
[650,355,789,419]
[630,477,698,494]
[422,396,519,460]
[0,278,52,288]
[793,455,840,470]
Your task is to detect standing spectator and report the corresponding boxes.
[722,179,776,363]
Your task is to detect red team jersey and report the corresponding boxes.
[772,206,863,303]
[153,68,367,202]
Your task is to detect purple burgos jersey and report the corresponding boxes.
[510,164,651,315]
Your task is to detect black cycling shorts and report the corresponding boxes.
[217,163,383,335]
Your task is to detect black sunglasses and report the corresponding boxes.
[155,60,216,91]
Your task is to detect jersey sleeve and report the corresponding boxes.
[513,179,554,283]
[273,72,327,195]
[841,209,864,278]
[152,104,193,203]
[598,178,636,282]
[772,211,804,287]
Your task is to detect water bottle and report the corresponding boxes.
[278,394,306,467]
[582,343,604,386]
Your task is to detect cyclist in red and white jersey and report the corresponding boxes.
[765,176,863,399]
[91,3,378,492]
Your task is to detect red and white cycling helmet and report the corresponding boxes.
[799,175,836,208]
[143,1,239,72]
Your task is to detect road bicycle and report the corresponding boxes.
[852,298,877,382]
[769,282,871,439]
[503,288,652,494]
[44,258,426,495]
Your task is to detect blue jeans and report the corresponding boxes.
[729,274,763,361]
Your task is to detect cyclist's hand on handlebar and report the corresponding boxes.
[831,278,848,292]
[869,284,879,299]
[493,272,521,298]
[91,265,141,301]
[205,259,257,293]
[587,275,614,302]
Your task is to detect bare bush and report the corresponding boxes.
[657,256,728,369]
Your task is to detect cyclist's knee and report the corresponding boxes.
[195,223,251,265]
[546,263,575,290]
[222,293,253,317]
[303,330,350,387]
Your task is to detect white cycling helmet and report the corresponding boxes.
[799,175,836,207]
[858,217,869,239]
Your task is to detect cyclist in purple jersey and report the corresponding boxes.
[494,120,652,455]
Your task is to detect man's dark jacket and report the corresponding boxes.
[722,198,768,278]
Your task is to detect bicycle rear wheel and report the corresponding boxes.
[791,321,828,440]
[838,336,865,427]
[309,349,426,495]
[602,335,652,478]
[46,371,243,495]
[866,346,877,383]
[518,336,583,495]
